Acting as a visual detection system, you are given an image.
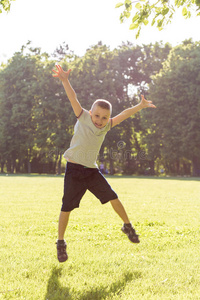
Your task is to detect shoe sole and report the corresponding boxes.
[58,256,68,263]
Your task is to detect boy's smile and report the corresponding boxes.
[90,105,111,129]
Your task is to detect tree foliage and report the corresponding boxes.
[143,39,200,176]
[116,0,200,38]
[0,0,14,13]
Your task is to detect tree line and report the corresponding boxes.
[0,39,200,176]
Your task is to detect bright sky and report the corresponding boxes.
[1,0,200,64]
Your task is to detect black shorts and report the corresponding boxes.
[61,162,118,212]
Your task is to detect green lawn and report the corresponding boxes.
[0,175,200,300]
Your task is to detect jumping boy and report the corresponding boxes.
[52,64,156,262]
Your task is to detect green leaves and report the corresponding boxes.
[132,14,139,23]
[182,6,187,16]
[0,0,15,13]
[115,0,200,38]
[143,19,149,25]
[182,6,191,17]
[135,2,142,10]
[115,2,123,8]
[129,22,139,30]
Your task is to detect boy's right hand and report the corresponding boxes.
[52,64,71,81]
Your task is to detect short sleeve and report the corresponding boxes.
[77,109,90,122]
[76,109,84,119]
[109,118,113,130]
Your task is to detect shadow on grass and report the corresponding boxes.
[45,266,141,300]
[45,267,70,300]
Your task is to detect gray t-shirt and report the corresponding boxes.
[63,109,112,168]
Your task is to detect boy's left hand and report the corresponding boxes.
[140,95,156,108]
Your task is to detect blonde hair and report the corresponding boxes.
[91,99,112,114]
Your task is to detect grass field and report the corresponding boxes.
[0,174,200,300]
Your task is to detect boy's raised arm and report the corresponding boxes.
[52,65,82,118]
[112,95,156,128]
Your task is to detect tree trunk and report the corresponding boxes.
[109,155,114,175]
[7,158,11,173]
[176,160,180,175]
[192,156,200,177]
[1,161,5,173]
[57,154,62,175]
[27,148,32,173]
[149,160,155,175]
[28,161,31,174]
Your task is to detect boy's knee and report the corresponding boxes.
[110,198,119,204]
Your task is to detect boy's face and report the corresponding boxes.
[90,105,111,129]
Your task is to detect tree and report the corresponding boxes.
[116,0,200,38]
[143,40,200,176]
[0,47,42,173]
[0,0,15,13]
[0,41,75,174]
[113,41,171,175]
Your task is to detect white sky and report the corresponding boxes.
[0,0,200,63]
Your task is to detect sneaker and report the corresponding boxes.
[56,240,68,262]
[121,223,140,243]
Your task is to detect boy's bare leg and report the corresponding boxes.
[110,198,140,243]
[58,211,71,240]
[110,198,130,224]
